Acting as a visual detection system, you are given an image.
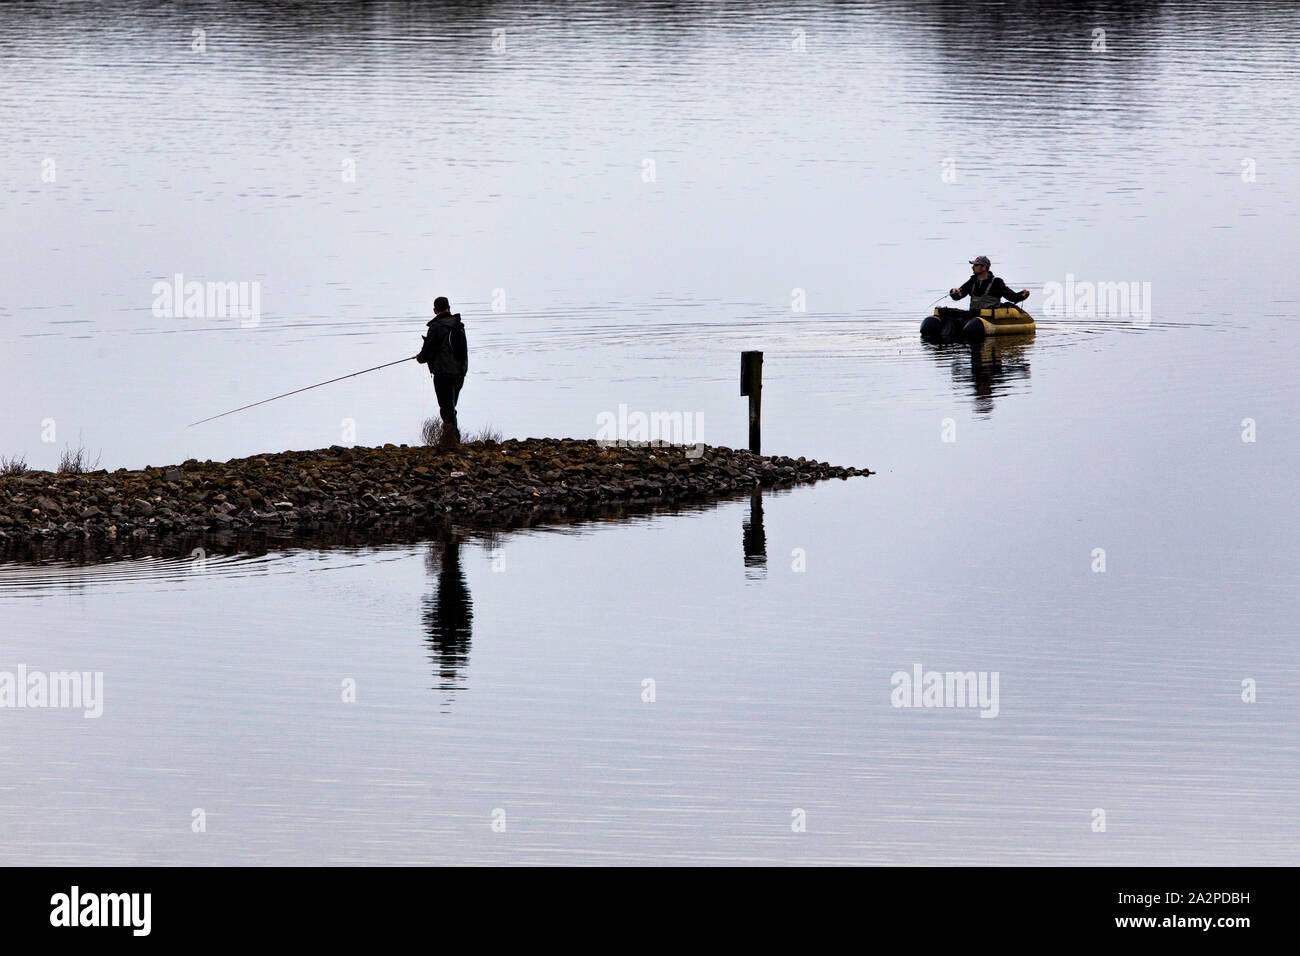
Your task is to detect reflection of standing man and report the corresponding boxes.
[423,536,474,698]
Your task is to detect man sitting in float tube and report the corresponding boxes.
[923,255,1031,340]
[949,256,1030,311]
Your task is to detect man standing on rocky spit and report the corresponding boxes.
[416,296,469,446]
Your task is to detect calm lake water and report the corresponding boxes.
[2,0,1298,864]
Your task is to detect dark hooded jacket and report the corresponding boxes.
[417,312,469,376]
[951,274,1027,309]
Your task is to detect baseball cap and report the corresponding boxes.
[969,255,991,266]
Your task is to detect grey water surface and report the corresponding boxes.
[1,0,1297,864]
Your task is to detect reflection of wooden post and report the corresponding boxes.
[743,490,767,579]
[740,351,762,454]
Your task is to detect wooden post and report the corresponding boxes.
[740,351,762,454]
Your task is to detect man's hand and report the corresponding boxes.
[1019,290,1030,299]
[950,288,960,296]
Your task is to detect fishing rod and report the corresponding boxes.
[188,354,418,427]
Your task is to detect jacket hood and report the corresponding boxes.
[430,312,462,328]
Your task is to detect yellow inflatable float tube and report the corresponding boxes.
[921,304,1035,341]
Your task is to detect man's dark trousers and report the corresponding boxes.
[433,373,464,433]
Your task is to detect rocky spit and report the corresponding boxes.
[0,439,870,555]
